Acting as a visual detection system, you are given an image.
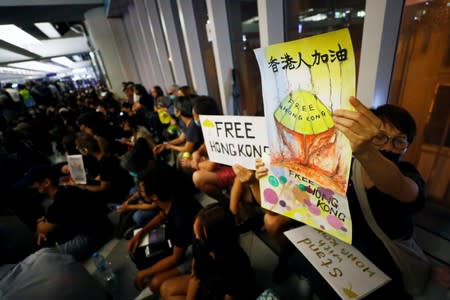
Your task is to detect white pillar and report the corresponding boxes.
[158,0,188,86]
[357,0,403,107]
[144,0,174,89]
[132,0,159,87]
[122,12,145,84]
[84,7,129,95]
[177,0,208,95]
[108,18,140,83]
[205,0,234,115]
[257,0,284,47]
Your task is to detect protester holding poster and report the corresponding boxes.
[254,29,426,298]
[256,102,425,298]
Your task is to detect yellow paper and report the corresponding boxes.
[254,29,355,243]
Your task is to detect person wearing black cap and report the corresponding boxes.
[21,165,113,261]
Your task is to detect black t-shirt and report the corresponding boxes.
[349,161,426,244]
[99,154,134,203]
[165,198,201,249]
[46,186,111,240]
[197,247,257,300]
[183,120,203,151]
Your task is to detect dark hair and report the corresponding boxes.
[174,96,193,118]
[372,104,416,143]
[75,133,101,154]
[152,86,164,98]
[77,111,105,134]
[142,161,176,202]
[192,96,220,115]
[178,85,196,97]
[196,203,239,257]
[134,84,148,96]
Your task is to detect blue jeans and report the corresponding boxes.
[132,209,158,227]
[58,234,110,262]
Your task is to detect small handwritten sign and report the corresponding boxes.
[67,154,87,184]
[284,226,391,300]
[199,115,269,170]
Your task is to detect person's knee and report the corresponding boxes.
[160,280,170,298]
[264,213,283,238]
[149,276,163,293]
[192,171,202,189]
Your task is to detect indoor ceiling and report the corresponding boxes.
[0,0,102,81]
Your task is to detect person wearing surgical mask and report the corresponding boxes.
[271,98,426,299]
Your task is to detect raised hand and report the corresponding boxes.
[332,96,382,154]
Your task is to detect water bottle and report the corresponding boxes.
[92,252,115,284]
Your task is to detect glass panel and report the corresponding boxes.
[389,0,450,208]
[227,0,263,116]
[284,0,366,74]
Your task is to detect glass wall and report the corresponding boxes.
[227,0,263,116]
[388,0,450,207]
[284,0,366,75]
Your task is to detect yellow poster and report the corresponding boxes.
[254,29,354,243]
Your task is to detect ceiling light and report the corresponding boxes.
[0,66,43,75]
[35,22,61,39]
[0,25,42,52]
[51,56,75,68]
[8,61,67,73]
[72,55,82,62]
[300,13,327,22]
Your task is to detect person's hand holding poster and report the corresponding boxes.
[254,29,355,243]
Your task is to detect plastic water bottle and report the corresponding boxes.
[92,252,115,284]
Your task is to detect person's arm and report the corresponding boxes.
[128,211,165,253]
[79,180,110,193]
[333,97,419,203]
[167,141,195,154]
[153,133,186,154]
[186,274,200,300]
[36,217,57,235]
[118,202,157,213]
[134,245,186,290]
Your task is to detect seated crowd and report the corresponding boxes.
[0,80,443,299]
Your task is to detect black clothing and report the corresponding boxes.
[196,246,257,300]
[46,186,112,242]
[165,198,201,249]
[98,154,134,203]
[183,120,203,151]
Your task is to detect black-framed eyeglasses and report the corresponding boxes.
[371,132,409,150]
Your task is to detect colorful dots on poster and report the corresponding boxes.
[268,175,279,187]
[263,188,278,204]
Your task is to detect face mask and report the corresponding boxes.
[169,95,176,101]
[194,119,200,126]
[380,150,402,164]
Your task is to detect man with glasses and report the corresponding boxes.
[290,98,426,299]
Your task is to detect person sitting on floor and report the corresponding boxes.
[128,161,201,293]
[18,165,113,261]
[160,203,259,300]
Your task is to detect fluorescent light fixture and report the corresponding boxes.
[35,22,61,39]
[72,55,82,62]
[0,66,43,75]
[51,56,75,68]
[0,25,42,52]
[8,61,67,73]
[300,13,327,22]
